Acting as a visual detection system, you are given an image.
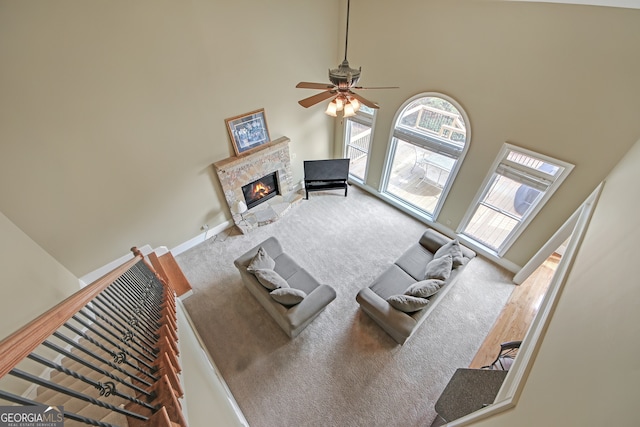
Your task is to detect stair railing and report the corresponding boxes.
[0,248,186,427]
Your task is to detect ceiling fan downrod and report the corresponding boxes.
[295,0,398,114]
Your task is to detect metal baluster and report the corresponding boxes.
[53,328,157,387]
[103,285,160,337]
[69,316,158,376]
[26,352,156,412]
[79,307,158,363]
[120,269,163,318]
[42,340,154,398]
[132,263,165,302]
[118,269,163,317]
[0,390,120,427]
[9,369,149,421]
[0,255,183,427]
[100,287,160,343]
[89,297,158,353]
[118,272,162,322]
[126,263,160,297]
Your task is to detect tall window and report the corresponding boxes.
[459,144,573,256]
[382,94,469,218]
[344,105,376,182]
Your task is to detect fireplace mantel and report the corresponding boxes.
[213,136,302,233]
[214,136,290,172]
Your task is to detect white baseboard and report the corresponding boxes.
[170,220,232,257]
[78,220,233,287]
[349,181,522,274]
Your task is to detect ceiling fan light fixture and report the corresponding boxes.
[325,100,338,117]
[296,0,396,114]
[349,97,360,112]
[343,102,357,118]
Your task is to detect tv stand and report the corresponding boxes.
[303,159,350,199]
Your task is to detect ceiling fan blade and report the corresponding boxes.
[350,91,379,109]
[352,86,400,90]
[296,82,336,90]
[298,90,336,108]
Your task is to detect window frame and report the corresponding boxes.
[343,106,377,184]
[381,92,471,220]
[458,143,574,256]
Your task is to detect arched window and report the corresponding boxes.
[382,93,470,219]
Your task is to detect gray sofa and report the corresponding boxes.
[234,237,337,338]
[356,228,476,344]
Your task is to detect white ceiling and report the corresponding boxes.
[509,0,640,9]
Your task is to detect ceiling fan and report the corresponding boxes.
[296,0,398,117]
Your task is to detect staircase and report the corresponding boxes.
[0,248,189,426]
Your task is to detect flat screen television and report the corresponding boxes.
[303,159,350,182]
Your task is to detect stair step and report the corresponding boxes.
[75,405,112,423]
[100,409,129,426]
[33,389,74,407]
[75,395,130,424]
[48,371,103,390]
[35,390,131,426]
[54,397,90,414]
[67,348,113,363]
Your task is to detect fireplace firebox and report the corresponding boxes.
[242,172,279,210]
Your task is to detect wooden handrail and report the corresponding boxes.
[0,252,143,379]
[0,246,189,426]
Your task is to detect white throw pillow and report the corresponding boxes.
[247,246,276,272]
[434,239,465,268]
[424,254,453,281]
[270,288,306,306]
[254,269,289,290]
[405,279,444,299]
[387,294,430,313]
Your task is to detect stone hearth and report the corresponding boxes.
[213,136,303,234]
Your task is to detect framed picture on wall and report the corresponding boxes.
[225,109,271,156]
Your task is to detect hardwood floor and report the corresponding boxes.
[469,253,561,368]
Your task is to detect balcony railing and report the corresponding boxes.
[0,248,186,427]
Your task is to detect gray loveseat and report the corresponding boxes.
[356,228,476,344]
[234,237,337,338]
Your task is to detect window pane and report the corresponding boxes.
[385,139,454,215]
[359,105,376,115]
[345,120,371,181]
[464,204,519,250]
[484,174,526,219]
[383,94,469,219]
[398,99,466,145]
[460,144,572,255]
[507,150,559,177]
[463,173,527,251]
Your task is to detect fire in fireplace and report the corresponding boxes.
[242,172,280,210]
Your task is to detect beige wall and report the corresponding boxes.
[0,211,79,340]
[0,0,337,276]
[470,136,640,426]
[343,0,640,266]
[2,1,639,274]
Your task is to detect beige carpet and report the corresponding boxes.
[177,186,515,427]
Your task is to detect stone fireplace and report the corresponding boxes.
[213,136,302,234]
